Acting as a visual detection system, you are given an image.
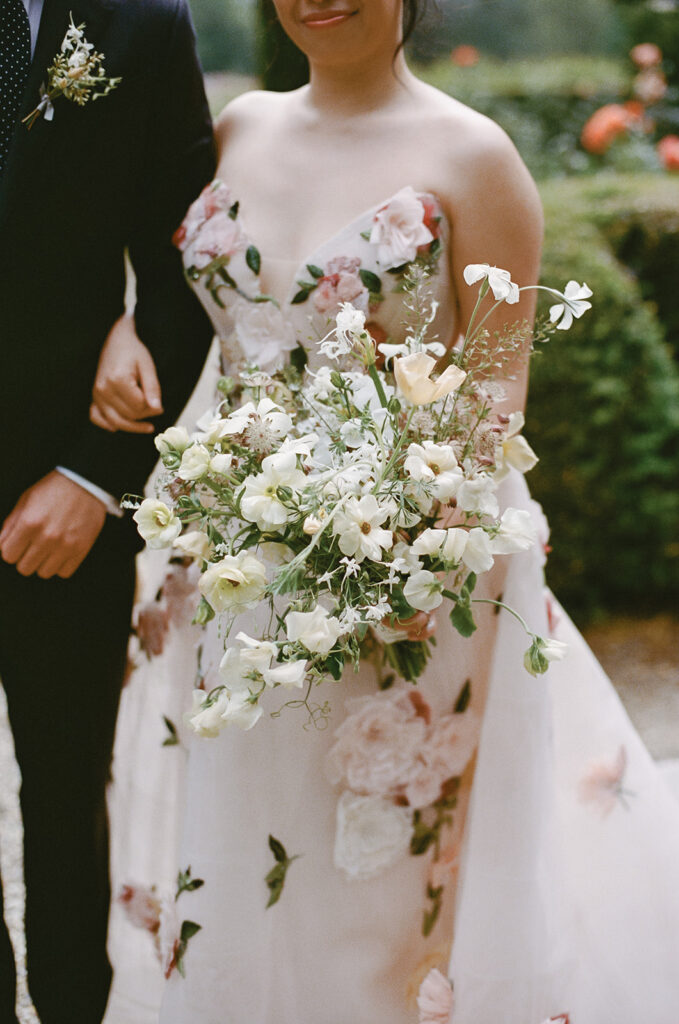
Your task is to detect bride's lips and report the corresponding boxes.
[301,10,357,28]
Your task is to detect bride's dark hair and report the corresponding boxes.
[402,0,427,50]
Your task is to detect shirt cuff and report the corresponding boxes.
[55,467,123,518]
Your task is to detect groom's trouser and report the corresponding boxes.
[0,527,135,1024]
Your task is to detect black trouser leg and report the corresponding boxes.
[0,536,135,1024]
[0,872,18,1024]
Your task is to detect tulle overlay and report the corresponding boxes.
[107,185,679,1024]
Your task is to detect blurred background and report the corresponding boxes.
[186,0,679,750]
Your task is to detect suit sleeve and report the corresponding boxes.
[62,0,216,501]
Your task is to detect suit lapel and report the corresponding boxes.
[0,0,111,225]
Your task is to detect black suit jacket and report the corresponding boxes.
[0,0,216,547]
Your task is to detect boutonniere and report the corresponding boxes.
[23,12,121,130]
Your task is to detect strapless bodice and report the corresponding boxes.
[173,180,456,373]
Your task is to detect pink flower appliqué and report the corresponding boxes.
[370,186,434,268]
[417,968,454,1024]
[404,711,479,809]
[579,745,634,817]
[192,210,247,270]
[173,179,234,252]
[313,256,369,315]
[118,884,161,934]
[541,1016,571,1024]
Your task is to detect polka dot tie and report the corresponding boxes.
[0,0,31,177]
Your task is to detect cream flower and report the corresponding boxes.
[412,528,448,558]
[198,552,267,613]
[177,444,211,482]
[133,499,181,549]
[285,605,344,655]
[404,442,463,501]
[463,263,520,304]
[370,186,434,268]
[332,494,393,562]
[441,528,468,564]
[172,529,211,562]
[456,474,500,518]
[234,301,298,372]
[262,660,308,689]
[209,453,234,476]
[460,527,494,573]
[549,281,593,330]
[404,569,444,612]
[333,792,412,880]
[154,425,190,456]
[394,352,466,406]
[417,968,454,1024]
[219,644,272,692]
[186,688,230,738]
[220,398,292,439]
[218,689,264,731]
[240,451,306,532]
[495,411,538,480]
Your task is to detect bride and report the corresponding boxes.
[93,2,679,1022]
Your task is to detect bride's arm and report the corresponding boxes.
[448,122,543,413]
[90,314,163,434]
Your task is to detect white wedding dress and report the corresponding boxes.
[106,183,679,1024]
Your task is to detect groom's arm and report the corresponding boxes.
[62,0,216,501]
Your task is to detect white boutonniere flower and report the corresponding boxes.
[23,13,121,130]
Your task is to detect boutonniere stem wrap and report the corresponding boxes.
[23,12,121,130]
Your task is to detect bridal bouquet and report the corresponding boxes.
[131,265,591,735]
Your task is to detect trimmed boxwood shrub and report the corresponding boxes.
[527,174,679,621]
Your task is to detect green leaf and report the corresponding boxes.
[451,601,477,638]
[359,268,382,294]
[430,238,442,257]
[180,920,202,942]
[268,834,287,863]
[324,651,344,681]
[228,200,240,220]
[291,287,312,305]
[422,884,444,937]
[463,572,478,597]
[360,229,371,241]
[290,345,308,373]
[306,263,324,279]
[454,679,472,714]
[192,597,214,626]
[162,715,179,747]
[176,866,205,899]
[246,245,261,275]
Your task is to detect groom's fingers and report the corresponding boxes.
[90,402,154,434]
[136,348,163,414]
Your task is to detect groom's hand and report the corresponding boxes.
[0,472,106,579]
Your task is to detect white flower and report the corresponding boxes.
[219,639,275,691]
[220,399,292,439]
[240,451,306,532]
[332,494,393,562]
[404,442,463,501]
[456,474,499,518]
[209,453,234,476]
[333,792,413,880]
[303,514,322,535]
[549,281,593,330]
[461,527,494,574]
[133,499,181,549]
[495,411,538,480]
[234,301,298,372]
[340,419,365,449]
[218,689,264,730]
[491,508,537,555]
[394,352,466,406]
[441,528,468,564]
[286,605,344,655]
[369,186,434,268]
[404,570,444,612]
[362,596,392,622]
[305,365,336,401]
[337,303,367,344]
[412,528,447,558]
[177,444,211,482]
[463,263,520,304]
[186,688,230,738]
[262,660,307,689]
[154,425,190,456]
[390,540,422,575]
[379,339,446,362]
[198,552,267,613]
[173,529,211,562]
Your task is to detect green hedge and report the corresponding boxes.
[527,173,679,621]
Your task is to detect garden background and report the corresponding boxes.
[190,0,679,747]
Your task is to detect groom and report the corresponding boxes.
[0,1,214,1022]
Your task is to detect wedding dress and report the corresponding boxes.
[106,183,679,1024]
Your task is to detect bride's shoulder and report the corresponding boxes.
[215,88,302,146]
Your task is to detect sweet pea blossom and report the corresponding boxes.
[262,660,308,689]
[456,474,500,518]
[463,263,520,304]
[177,444,211,482]
[495,411,538,480]
[198,552,267,613]
[523,636,568,676]
[332,494,394,562]
[460,527,494,573]
[369,186,434,268]
[133,499,182,549]
[549,281,593,330]
[394,352,466,405]
[286,605,345,655]
[404,442,463,501]
[491,507,537,555]
[404,569,444,612]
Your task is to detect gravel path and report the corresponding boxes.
[1,614,678,1022]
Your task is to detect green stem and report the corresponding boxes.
[375,407,415,491]
[470,598,533,637]
[368,363,389,409]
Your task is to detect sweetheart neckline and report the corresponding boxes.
[210,179,448,306]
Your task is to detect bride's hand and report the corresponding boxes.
[90,314,163,433]
[383,611,438,643]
